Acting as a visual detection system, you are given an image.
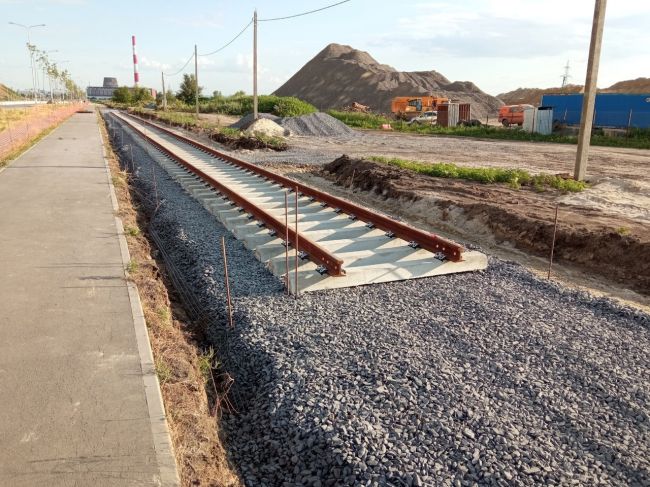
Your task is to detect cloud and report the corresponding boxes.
[389,0,649,61]
[139,56,170,71]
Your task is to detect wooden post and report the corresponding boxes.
[574,0,607,181]
[194,44,199,119]
[161,71,167,112]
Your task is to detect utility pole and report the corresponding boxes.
[194,44,199,118]
[253,9,258,120]
[574,0,607,182]
[561,60,571,89]
[161,71,167,111]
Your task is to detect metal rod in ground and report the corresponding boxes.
[294,186,299,298]
[285,191,290,295]
[221,236,234,328]
[548,204,559,279]
[152,165,159,211]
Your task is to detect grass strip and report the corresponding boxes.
[368,156,588,192]
[328,110,650,150]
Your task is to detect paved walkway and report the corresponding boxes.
[0,113,178,486]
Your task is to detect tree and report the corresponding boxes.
[176,73,202,105]
[212,90,223,99]
[131,87,153,104]
[112,86,132,104]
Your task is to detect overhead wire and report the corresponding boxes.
[164,52,195,77]
[258,0,351,22]
[199,19,254,56]
[161,1,351,78]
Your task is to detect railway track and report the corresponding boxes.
[109,111,487,292]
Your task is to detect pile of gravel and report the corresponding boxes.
[230,112,280,130]
[278,112,357,137]
[107,111,650,487]
[231,112,357,138]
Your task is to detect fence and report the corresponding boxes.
[552,109,650,130]
[0,103,86,160]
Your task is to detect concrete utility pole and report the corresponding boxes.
[194,44,199,118]
[253,9,258,120]
[161,71,167,111]
[574,0,607,182]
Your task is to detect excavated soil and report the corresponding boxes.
[322,156,650,295]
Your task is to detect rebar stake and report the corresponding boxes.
[548,204,559,279]
[294,186,299,299]
[221,236,234,328]
[285,191,290,295]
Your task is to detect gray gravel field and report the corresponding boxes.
[107,112,650,487]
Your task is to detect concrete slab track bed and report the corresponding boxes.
[0,113,178,486]
[110,112,487,292]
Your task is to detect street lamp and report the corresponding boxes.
[8,22,46,102]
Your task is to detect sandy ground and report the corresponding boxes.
[140,117,650,307]
[281,132,650,225]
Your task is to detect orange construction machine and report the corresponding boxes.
[391,96,449,119]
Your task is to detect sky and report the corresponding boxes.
[1,0,649,97]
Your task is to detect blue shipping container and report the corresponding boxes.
[540,93,650,128]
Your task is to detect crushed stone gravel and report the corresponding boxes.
[107,111,650,487]
[232,112,357,138]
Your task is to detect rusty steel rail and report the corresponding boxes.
[125,112,465,262]
[114,112,345,276]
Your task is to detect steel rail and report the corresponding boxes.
[113,112,345,276]
[126,112,465,262]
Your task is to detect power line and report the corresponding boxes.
[199,19,253,56]
[164,52,194,77]
[258,0,351,22]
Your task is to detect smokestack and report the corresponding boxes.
[132,35,139,87]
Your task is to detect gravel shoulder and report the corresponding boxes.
[109,114,650,486]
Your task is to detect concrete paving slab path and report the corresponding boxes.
[0,113,178,486]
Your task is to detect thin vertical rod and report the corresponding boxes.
[253,10,258,120]
[548,204,559,279]
[161,71,167,112]
[194,44,199,118]
[294,187,299,298]
[285,191,290,295]
[222,236,234,328]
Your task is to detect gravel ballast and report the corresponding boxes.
[106,111,650,487]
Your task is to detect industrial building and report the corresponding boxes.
[86,77,119,100]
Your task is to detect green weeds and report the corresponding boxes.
[368,156,587,192]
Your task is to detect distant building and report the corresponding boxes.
[86,77,119,100]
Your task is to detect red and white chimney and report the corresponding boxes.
[132,35,139,87]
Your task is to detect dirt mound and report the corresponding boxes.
[279,112,356,137]
[0,83,23,100]
[498,78,650,106]
[322,155,650,294]
[273,43,503,119]
[602,77,650,93]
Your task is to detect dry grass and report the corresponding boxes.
[98,110,241,487]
